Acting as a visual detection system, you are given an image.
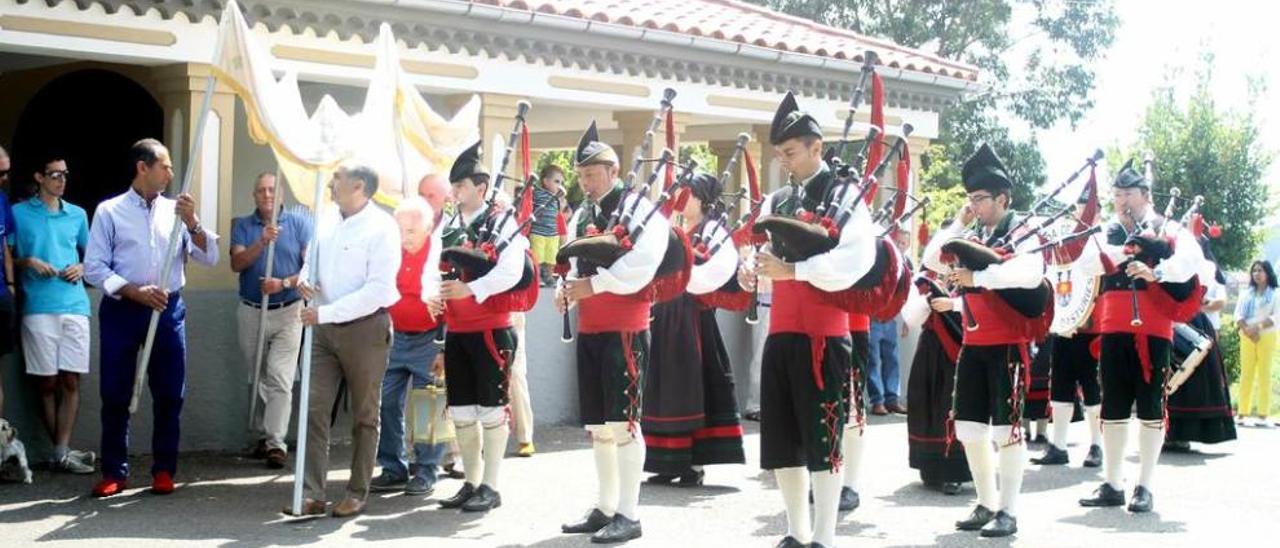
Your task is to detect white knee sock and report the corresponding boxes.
[481,421,509,489]
[1085,405,1103,446]
[841,427,865,491]
[775,467,812,543]
[1137,421,1164,489]
[1036,419,1049,438]
[455,422,483,487]
[1101,420,1130,490]
[962,440,998,509]
[811,469,842,547]
[997,441,1026,515]
[612,423,645,520]
[1050,401,1074,449]
[590,428,619,516]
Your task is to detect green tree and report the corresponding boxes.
[749,0,1118,210]
[1118,55,1274,270]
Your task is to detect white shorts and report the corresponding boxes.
[22,314,91,376]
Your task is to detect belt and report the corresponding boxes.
[333,308,388,327]
[242,298,300,311]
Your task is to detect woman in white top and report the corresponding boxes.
[1233,260,1280,425]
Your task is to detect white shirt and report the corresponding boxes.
[302,201,401,325]
[757,173,876,292]
[1234,286,1280,332]
[84,188,220,297]
[687,220,738,295]
[921,215,1045,290]
[1076,207,1204,283]
[426,206,530,303]
[566,191,671,296]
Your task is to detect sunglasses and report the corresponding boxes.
[0,169,9,178]
[44,170,70,180]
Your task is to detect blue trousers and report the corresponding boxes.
[377,328,447,481]
[866,318,901,406]
[99,294,187,479]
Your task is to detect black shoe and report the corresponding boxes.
[941,482,962,496]
[1127,485,1153,513]
[677,469,705,487]
[1083,444,1103,468]
[1163,440,1192,453]
[442,463,466,480]
[955,505,995,531]
[1032,434,1048,445]
[744,410,761,422]
[979,511,1018,538]
[1032,444,1069,465]
[461,484,501,512]
[591,514,642,543]
[563,508,613,534]
[646,473,678,485]
[838,486,860,512]
[439,483,476,509]
[774,536,806,548]
[1079,482,1125,507]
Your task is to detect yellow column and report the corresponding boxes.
[612,110,688,196]
[151,62,237,290]
[478,93,531,185]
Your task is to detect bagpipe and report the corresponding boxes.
[556,88,698,302]
[936,151,1109,334]
[690,133,757,312]
[437,100,540,319]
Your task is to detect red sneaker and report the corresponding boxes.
[151,472,175,495]
[92,477,127,498]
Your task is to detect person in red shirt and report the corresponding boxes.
[368,195,446,498]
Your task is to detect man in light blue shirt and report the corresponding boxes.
[83,138,219,498]
[11,152,94,475]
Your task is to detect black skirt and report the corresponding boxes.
[906,315,971,484]
[1166,313,1237,444]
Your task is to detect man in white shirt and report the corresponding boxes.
[290,163,401,518]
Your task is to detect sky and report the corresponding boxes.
[1021,0,1278,201]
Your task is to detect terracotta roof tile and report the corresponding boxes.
[478,0,977,81]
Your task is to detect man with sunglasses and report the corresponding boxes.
[11,153,95,474]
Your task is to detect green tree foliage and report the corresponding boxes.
[748,0,1118,216]
[1118,55,1273,270]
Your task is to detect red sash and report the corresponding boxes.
[770,280,849,391]
[579,292,651,334]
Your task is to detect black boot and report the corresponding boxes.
[591,513,642,544]
[562,508,613,534]
[941,482,962,496]
[838,486,860,512]
[774,537,805,548]
[646,474,678,485]
[677,469,705,487]
[438,483,476,509]
[1032,444,1069,465]
[1162,440,1192,453]
[461,484,501,512]
[1083,444,1103,468]
[1079,482,1125,507]
[979,511,1018,538]
[955,505,995,531]
[1128,485,1154,513]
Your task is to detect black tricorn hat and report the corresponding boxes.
[448,140,487,184]
[575,121,619,167]
[1112,158,1149,190]
[688,172,723,205]
[769,91,823,145]
[961,143,1012,194]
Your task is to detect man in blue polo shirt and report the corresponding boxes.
[11,153,94,474]
[230,172,310,469]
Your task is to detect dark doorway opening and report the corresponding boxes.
[10,69,163,217]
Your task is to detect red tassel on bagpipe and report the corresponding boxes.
[660,109,681,216]
[892,139,910,220]
[517,124,535,235]
[861,72,885,206]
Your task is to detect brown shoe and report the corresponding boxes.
[282,498,327,516]
[871,404,889,416]
[331,497,366,518]
[887,403,908,415]
[265,448,287,470]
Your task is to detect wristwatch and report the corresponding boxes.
[283,278,294,289]
[188,222,202,235]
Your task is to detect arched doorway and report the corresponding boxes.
[10,69,163,215]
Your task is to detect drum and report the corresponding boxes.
[1167,322,1213,395]
[1049,262,1099,336]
